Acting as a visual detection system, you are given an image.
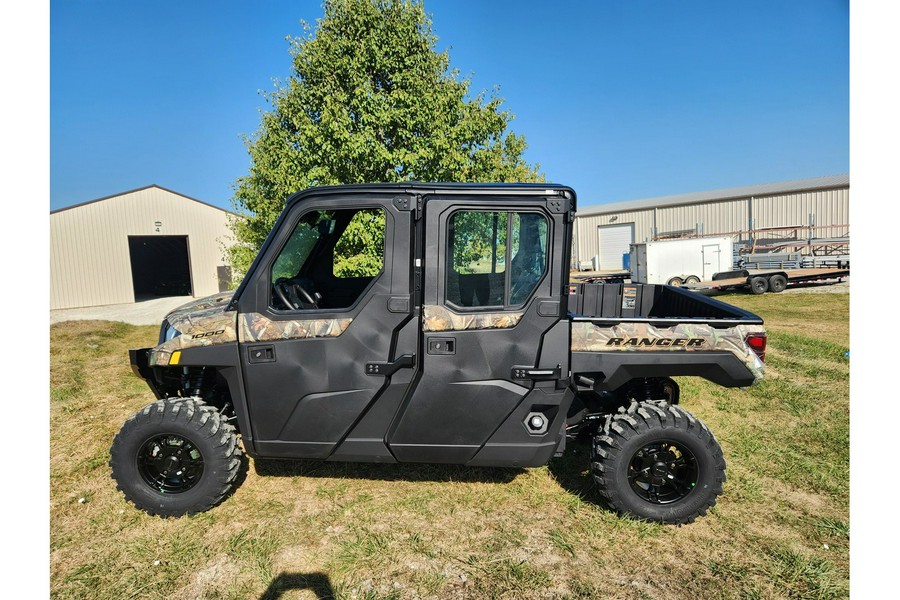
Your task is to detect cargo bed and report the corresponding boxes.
[567,283,766,389]
[568,282,764,325]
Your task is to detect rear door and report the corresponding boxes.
[702,244,721,280]
[387,194,573,465]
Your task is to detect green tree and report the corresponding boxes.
[228,0,543,275]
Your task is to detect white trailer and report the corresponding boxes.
[630,237,733,286]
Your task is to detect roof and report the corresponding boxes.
[576,174,849,217]
[50,184,237,216]
[284,182,577,210]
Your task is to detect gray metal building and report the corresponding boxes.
[573,175,850,271]
[50,185,235,310]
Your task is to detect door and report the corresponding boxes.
[702,244,721,280]
[128,235,193,299]
[236,194,414,459]
[387,197,572,466]
[598,224,633,270]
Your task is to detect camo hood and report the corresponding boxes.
[150,292,238,366]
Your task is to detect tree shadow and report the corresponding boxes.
[260,572,334,600]
[254,457,523,485]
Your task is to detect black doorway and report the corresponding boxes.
[128,236,193,300]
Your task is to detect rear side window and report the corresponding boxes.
[447,210,548,308]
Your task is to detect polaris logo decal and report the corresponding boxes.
[606,337,705,348]
[191,329,226,339]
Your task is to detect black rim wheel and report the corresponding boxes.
[627,439,699,504]
[137,434,205,494]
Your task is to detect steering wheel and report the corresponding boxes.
[274,277,319,310]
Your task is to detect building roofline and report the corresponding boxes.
[576,174,849,217]
[50,184,238,216]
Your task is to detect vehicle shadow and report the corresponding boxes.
[545,437,610,509]
[254,457,523,484]
[253,438,610,509]
[260,572,334,600]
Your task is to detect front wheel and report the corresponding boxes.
[110,399,245,517]
[591,401,725,524]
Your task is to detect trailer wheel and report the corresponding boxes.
[666,277,684,286]
[749,276,769,294]
[591,400,726,524]
[684,276,700,285]
[768,274,787,293]
[110,398,246,517]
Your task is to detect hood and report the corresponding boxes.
[165,291,235,323]
[149,292,238,367]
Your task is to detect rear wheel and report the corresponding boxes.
[666,277,684,286]
[749,276,769,294]
[768,274,787,293]
[684,276,701,285]
[591,400,726,524]
[110,398,245,517]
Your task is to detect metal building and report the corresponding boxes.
[573,175,849,271]
[50,185,235,310]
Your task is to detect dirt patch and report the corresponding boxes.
[174,555,241,600]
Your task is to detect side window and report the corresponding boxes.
[447,210,548,308]
[509,213,549,305]
[333,209,385,278]
[271,207,386,311]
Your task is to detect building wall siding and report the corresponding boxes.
[752,188,849,239]
[574,210,655,264]
[50,187,234,309]
[573,185,849,264]
[656,198,749,237]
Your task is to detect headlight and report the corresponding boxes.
[162,321,182,342]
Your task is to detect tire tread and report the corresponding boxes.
[591,400,726,525]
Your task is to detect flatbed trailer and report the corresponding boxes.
[685,268,849,295]
[570,270,631,284]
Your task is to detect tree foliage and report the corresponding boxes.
[228,0,543,275]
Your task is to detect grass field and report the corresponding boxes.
[50,291,849,599]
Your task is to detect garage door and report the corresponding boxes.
[128,235,193,300]
[598,224,633,270]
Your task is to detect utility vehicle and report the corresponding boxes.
[111,183,766,524]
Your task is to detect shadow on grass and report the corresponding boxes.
[260,571,334,599]
[253,437,612,512]
[546,437,610,508]
[254,456,523,484]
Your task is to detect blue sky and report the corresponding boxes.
[50,0,849,212]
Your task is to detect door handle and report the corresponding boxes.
[365,354,415,376]
[511,366,561,381]
[427,337,455,355]
[247,345,275,363]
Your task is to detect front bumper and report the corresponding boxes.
[129,348,163,398]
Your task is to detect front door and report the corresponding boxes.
[387,196,572,466]
[237,193,414,458]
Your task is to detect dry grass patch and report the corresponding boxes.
[50,292,849,598]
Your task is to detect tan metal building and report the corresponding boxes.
[573,175,850,270]
[50,185,236,310]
